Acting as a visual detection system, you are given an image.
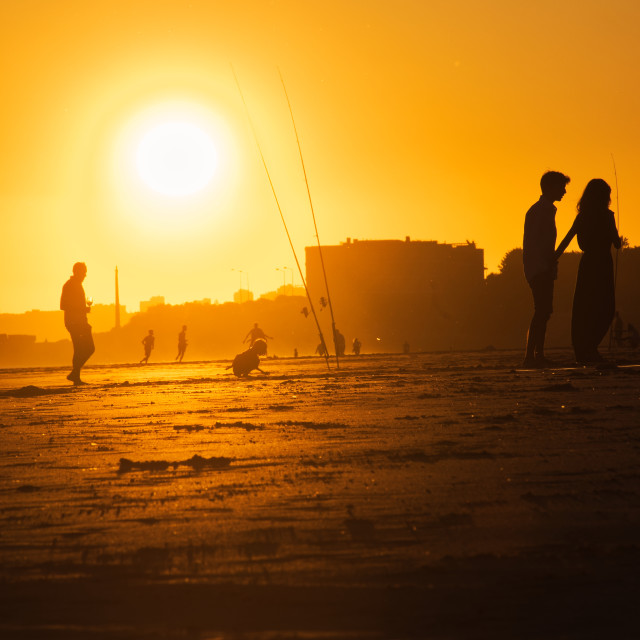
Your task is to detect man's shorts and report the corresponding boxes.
[528,270,554,319]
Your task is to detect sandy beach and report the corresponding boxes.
[1,350,639,639]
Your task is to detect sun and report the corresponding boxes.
[135,121,218,196]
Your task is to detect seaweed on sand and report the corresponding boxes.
[118,454,232,473]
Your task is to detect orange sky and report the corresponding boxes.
[2,0,639,314]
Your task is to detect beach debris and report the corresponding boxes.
[300,456,328,467]
[16,484,40,493]
[214,421,263,431]
[173,424,206,432]
[0,385,71,398]
[118,454,232,474]
[266,404,295,412]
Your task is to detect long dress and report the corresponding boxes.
[571,209,621,362]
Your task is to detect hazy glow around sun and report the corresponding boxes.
[136,121,218,196]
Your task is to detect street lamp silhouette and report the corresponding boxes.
[276,267,292,294]
[231,268,244,289]
[232,268,250,289]
[232,269,250,302]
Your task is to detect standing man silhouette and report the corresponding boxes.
[140,330,155,364]
[243,323,272,347]
[333,327,346,357]
[60,262,95,384]
[176,325,188,362]
[522,171,570,368]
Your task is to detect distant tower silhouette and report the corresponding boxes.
[115,266,121,329]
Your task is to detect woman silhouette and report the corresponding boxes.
[556,179,621,364]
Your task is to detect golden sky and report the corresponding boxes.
[2,0,639,314]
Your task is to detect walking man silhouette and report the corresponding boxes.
[140,330,155,364]
[176,325,188,362]
[60,262,95,384]
[522,171,570,368]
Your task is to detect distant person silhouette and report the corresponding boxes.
[556,179,621,364]
[244,323,272,347]
[333,327,346,357]
[522,170,571,368]
[228,338,269,377]
[352,337,362,356]
[140,330,155,364]
[403,341,410,354]
[60,262,95,384]
[175,325,188,362]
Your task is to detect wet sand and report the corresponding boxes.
[1,350,639,639]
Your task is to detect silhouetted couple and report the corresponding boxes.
[60,262,95,384]
[523,172,621,367]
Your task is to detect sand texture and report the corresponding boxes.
[1,350,639,638]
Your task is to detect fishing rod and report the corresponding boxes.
[278,68,340,370]
[231,66,331,370]
[612,153,621,283]
[609,153,621,352]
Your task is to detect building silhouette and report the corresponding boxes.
[233,289,254,304]
[139,296,165,313]
[260,285,306,301]
[305,237,485,351]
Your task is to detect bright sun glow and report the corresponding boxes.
[136,121,218,196]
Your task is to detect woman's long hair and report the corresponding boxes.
[577,178,612,215]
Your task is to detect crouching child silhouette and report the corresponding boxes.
[228,338,270,377]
